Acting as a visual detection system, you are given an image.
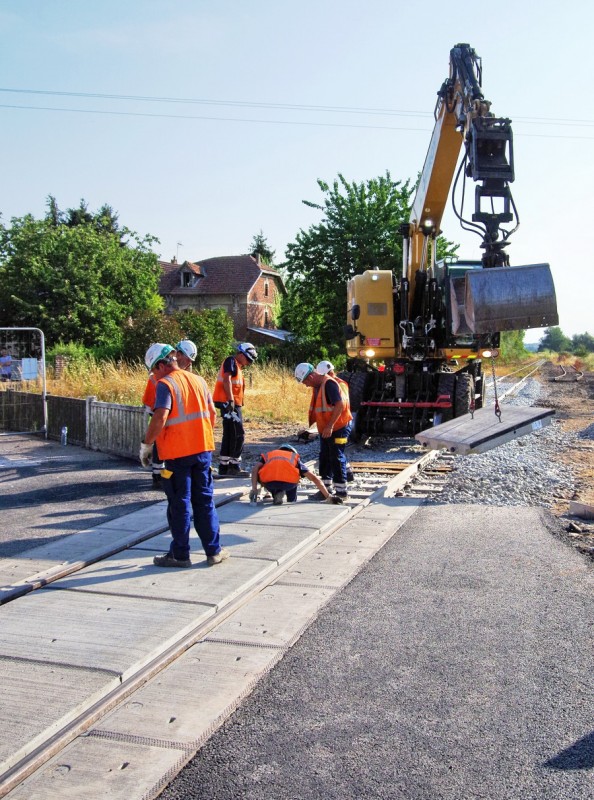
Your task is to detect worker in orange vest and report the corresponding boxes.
[249,444,344,505]
[139,343,228,569]
[212,342,257,477]
[315,360,355,484]
[294,362,353,501]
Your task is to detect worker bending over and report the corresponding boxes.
[250,444,343,505]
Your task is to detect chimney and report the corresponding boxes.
[171,256,177,264]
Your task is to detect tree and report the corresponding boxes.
[0,201,162,350]
[172,308,234,371]
[538,327,572,353]
[571,332,594,354]
[249,230,276,265]
[279,172,456,358]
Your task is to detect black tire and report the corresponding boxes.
[344,370,370,413]
[437,373,455,422]
[454,372,473,417]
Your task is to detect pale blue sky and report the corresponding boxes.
[1,0,592,339]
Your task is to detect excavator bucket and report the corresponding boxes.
[463,263,558,333]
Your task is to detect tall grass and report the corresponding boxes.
[42,358,309,424]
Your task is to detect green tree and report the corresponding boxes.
[0,202,162,350]
[538,326,572,353]
[172,308,234,371]
[249,230,276,265]
[121,309,184,364]
[571,332,594,354]
[280,172,455,358]
[499,330,527,362]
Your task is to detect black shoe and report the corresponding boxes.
[218,465,228,476]
[272,491,284,506]
[152,474,163,490]
[153,553,192,568]
[346,470,355,482]
[227,465,249,477]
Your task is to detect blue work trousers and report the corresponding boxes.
[319,424,351,491]
[162,451,221,560]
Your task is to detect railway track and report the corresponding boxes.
[550,363,584,382]
[0,366,541,798]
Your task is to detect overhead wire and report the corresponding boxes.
[0,87,593,138]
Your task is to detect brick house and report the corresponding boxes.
[158,254,290,344]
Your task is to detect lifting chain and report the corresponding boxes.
[490,356,502,423]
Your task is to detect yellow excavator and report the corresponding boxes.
[344,43,558,438]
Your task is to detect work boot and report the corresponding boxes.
[346,470,355,482]
[153,553,192,568]
[218,465,228,476]
[227,464,249,477]
[152,474,162,490]
[272,491,284,506]
[207,547,230,566]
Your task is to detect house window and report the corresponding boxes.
[264,310,269,327]
[264,280,269,298]
[181,272,193,288]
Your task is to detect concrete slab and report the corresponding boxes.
[1,659,116,771]
[0,588,213,675]
[52,549,277,611]
[415,405,555,454]
[278,542,380,588]
[215,499,349,530]
[207,582,333,647]
[331,502,421,550]
[357,496,424,521]
[91,503,167,533]
[94,640,282,744]
[0,558,56,588]
[6,735,187,800]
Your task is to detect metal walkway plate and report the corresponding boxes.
[415,405,555,455]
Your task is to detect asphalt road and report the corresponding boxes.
[160,504,594,800]
[0,434,162,558]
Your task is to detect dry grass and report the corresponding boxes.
[35,358,310,424]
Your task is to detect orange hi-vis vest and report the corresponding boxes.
[142,374,158,410]
[212,360,244,406]
[310,375,353,434]
[259,450,300,485]
[156,370,214,460]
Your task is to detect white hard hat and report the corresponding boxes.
[145,343,175,371]
[175,339,197,361]
[237,342,258,363]
[316,360,334,375]
[294,362,315,383]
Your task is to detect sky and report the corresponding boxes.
[1,0,592,341]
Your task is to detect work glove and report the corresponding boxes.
[139,442,153,468]
[323,495,344,505]
[223,400,235,414]
[249,489,259,505]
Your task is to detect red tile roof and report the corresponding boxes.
[159,255,283,295]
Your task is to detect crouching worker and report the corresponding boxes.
[249,444,344,506]
[139,343,228,569]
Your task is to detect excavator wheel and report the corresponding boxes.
[454,372,473,417]
[339,370,371,413]
[437,373,456,423]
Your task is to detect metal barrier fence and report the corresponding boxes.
[0,391,149,460]
[0,327,47,434]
